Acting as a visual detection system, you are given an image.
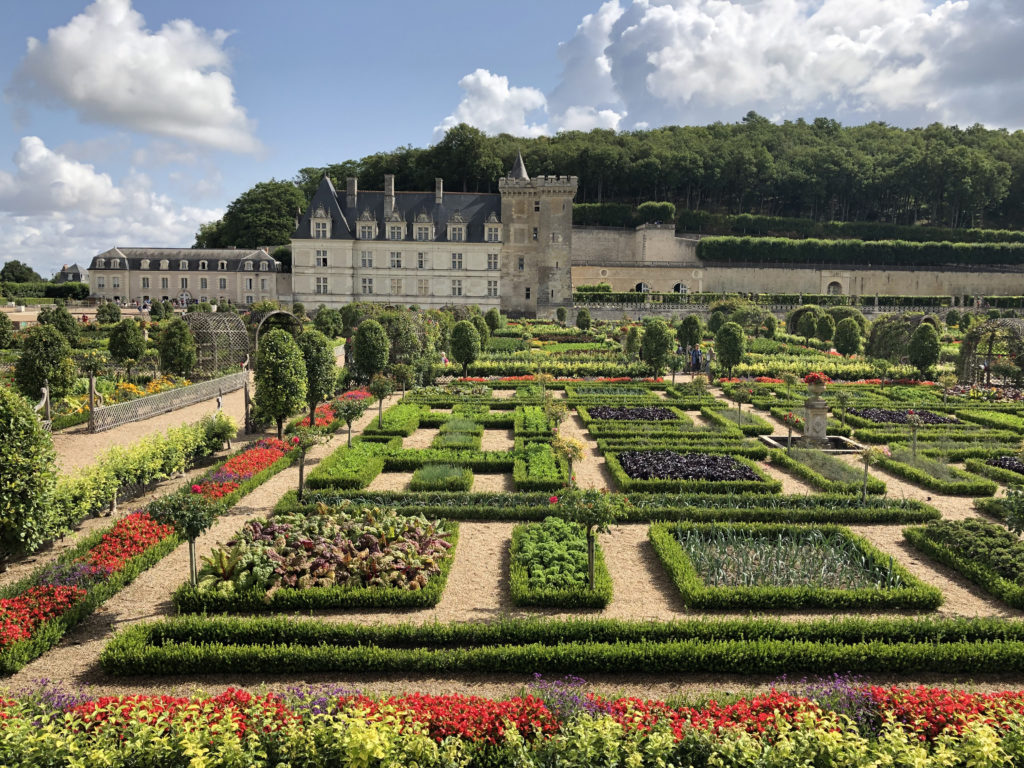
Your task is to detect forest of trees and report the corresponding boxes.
[195,114,1024,249]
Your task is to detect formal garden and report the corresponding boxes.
[3,296,1024,765]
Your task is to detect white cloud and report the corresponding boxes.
[0,137,221,276]
[552,106,625,131]
[7,0,260,153]
[435,69,548,138]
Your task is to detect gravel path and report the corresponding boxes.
[54,388,247,474]
[480,429,515,451]
[558,412,614,491]
[403,428,439,449]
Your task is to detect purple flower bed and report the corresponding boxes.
[847,408,957,425]
[588,406,678,421]
[986,456,1024,475]
[617,450,760,481]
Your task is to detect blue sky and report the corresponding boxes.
[2,0,1023,275]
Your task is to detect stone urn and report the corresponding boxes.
[807,381,826,399]
[803,374,830,447]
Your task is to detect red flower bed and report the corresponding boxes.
[0,585,87,648]
[338,693,559,743]
[216,438,290,481]
[191,481,240,499]
[299,402,337,427]
[85,513,173,573]
[340,389,372,400]
[867,685,1024,739]
[71,688,296,736]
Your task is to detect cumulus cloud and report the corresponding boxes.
[7,0,260,153]
[0,137,221,276]
[434,69,548,137]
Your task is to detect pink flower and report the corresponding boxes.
[549,496,558,504]
[190,484,202,494]
[290,436,300,445]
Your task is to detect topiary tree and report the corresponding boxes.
[391,363,414,396]
[0,311,13,349]
[484,307,503,332]
[148,301,165,321]
[292,302,306,320]
[291,427,327,502]
[108,318,147,379]
[551,435,584,489]
[95,301,121,325]
[908,322,940,379]
[556,307,567,325]
[815,314,835,342]
[158,318,197,377]
[623,325,642,360]
[313,306,344,338]
[677,314,703,348]
[352,319,390,382]
[255,328,308,439]
[470,314,490,350]
[337,396,370,446]
[549,489,628,590]
[150,492,217,587]
[945,309,961,328]
[959,313,973,334]
[640,318,673,375]
[15,324,76,399]
[450,320,481,376]
[0,386,58,571]
[575,307,591,331]
[798,311,819,344]
[833,317,863,357]
[37,303,79,346]
[714,321,745,377]
[297,329,337,430]
[762,314,777,339]
[367,374,395,428]
[707,310,726,334]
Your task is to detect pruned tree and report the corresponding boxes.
[255,328,308,439]
[297,329,337,429]
[450,320,481,376]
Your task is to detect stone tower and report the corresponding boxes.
[498,151,577,316]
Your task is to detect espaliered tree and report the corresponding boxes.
[352,319,390,382]
[297,329,337,429]
[255,328,308,439]
[108,318,147,379]
[714,321,745,377]
[450,320,481,376]
[640,317,674,375]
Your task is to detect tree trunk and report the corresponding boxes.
[309,401,317,429]
[587,529,596,590]
[347,422,353,447]
[277,418,284,440]
[378,398,384,428]
[189,539,197,586]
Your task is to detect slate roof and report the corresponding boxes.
[89,247,281,272]
[293,176,501,242]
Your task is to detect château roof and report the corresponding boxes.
[509,150,529,181]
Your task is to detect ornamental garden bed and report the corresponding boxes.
[173,505,458,613]
[874,447,997,496]
[649,522,940,611]
[409,464,474,491]
[846,408,957,425]
[904,519,1024,608]
[581,405,686,421]
[509,517,612,609]
[770,448,886,495]
[606,450,781,494]
[965,455,1024,484]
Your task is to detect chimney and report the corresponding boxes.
[435,177,444,205]
[346,177,358,208]
[384,174,395,212]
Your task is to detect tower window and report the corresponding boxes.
[314,221,328,238]
[525,287,531,300]
[315,250,328,267]
[534,200,540,212]
[451,253,463,270]
[532,227,538,241]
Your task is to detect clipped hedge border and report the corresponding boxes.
[509,523,612,609]
[604,451,782,495]
[576,405,692,427]
[854,427,1019,445]
[957,410,1024,432]
[172,524,460,614]
[904,524,1024,609]
[964,457,1024,486]
[974,497,1010,522]
[874,455,997,497]
[409,466,474,492]
[305,444,384,490]
[769,450,885,495]
[102,614,1024,677]
[700,406,772,436]
[596,440,769,460]
[361,403,424,437]
[649,522,941,611]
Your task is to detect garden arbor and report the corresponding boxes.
[183,312,250,375]
[957,318,1024,386]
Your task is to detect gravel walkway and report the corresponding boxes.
[54,388,247,474]
[558,412,614,491]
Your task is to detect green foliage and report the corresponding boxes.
[510,518,613,608]
[707,310,726,334]
[650,522,941,610]
[908,322,941,377]
[484,307,503,332]
[833,317,863,356]
[875,449,997,496]
[378,310,423,366]
[297,328,337,417]
[291,301,305,319]
[450,320,481,375]
[15,324,76,399]
[815,313,835,342]
[409,464,473,491]
[95,301,121,324]
[362,402,422,437]
[149,493,217,543]
[762,314,777,339]
[770,449,886,495]
[623,326,642,359]
[313,306,344,338]
[714,321,745,375]
[352,319,390,380]
[470,314,490,350]
[194,180,306,248]
[797,311,819,342]
[575,307,591,331]
[0,259,41,282]
[255,328,307,437]
[36,303,79,345]
[306,444,385,489]
[514,442,566,491]
[556,306,567,324]
[157,318,197,377]
[678,314,703,347]
[636,200,676,223]
[0,387,57,568]
[107,318,146,369]
[0,311,11,349]
[946,308,961,327]
[640,317,674,374]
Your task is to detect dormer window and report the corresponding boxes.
[356,209,377,240]
[447,210,467,242]
[311,202,331,239]
[416,226,430,241]
[96,258,106,268]
[198,260,208,270]
[111,258,120,268]
[218,260,227,271]
[244,261,253,271]
[389,225,404,241]
[179,260,189,270]
[414,212,433,241]
[259,261,269,271]
[314,222,328,238]
[160,259,169,270]
[140,259,150,269]
[486,226,500,242]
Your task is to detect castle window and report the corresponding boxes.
[417,252,425,269]
[244,261,253,271]
[451,279,462,297]
[246,295,254,304]
[450,226,464,242]
[97,277,105,289]
[96,258,106,268]
[111,258,120,268]
[260,261,269,271]
[534,200,540,212]
[361,278,374,295]
[198,260,207,270]
[487,280,498,297]
[416,226,430,241]
[451,253,463,270]
[417,278,429,296]
[315,250,328,268]
[112,277,120,289]
[359,225,374,239]
[827,281,843,295]
[532,227,538,241]
[390,252,402,268]
[218,260,227,270]
[635,282,651,293]
[261,278,268,290]
[219,278,227,290]
[389,225,403,241]
[141,277,150,289]
[518,257,524,271]
[361,251,373,268]
[391,278,403,295]
[487,253,499,270]
[178,260,187,270]
[200,278,208,290]
[673,282,688,294]
[315,277,328,295]
[525,287,531,300]
[314,221,328,239]
[180,278,188,290]
[486,226,499,242]
[161,277,169,289]
[140,259,149,269]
